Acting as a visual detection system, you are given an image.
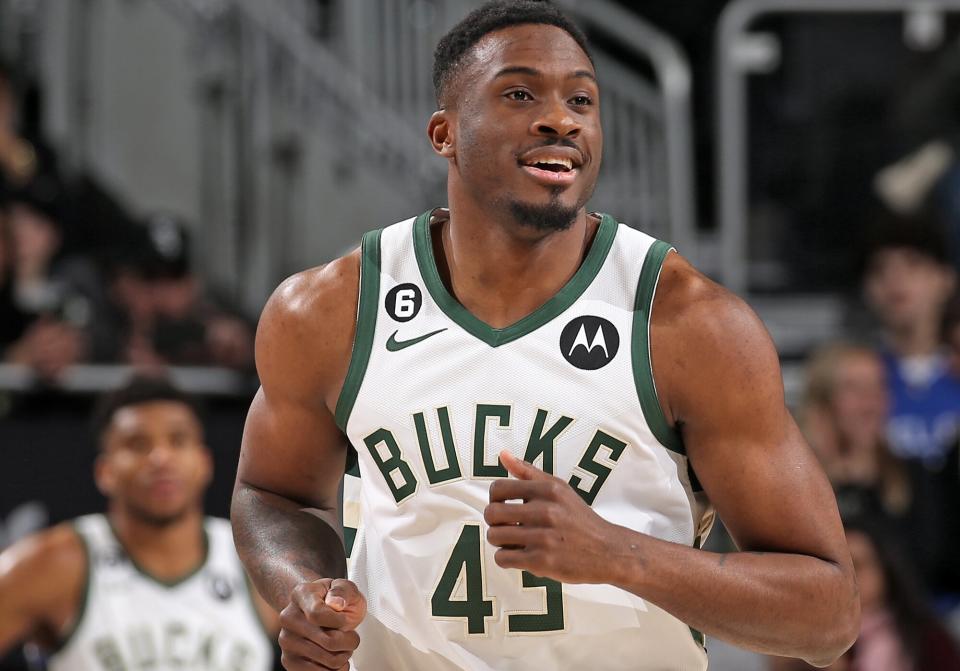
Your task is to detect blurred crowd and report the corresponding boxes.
[776,210,960,670]
[0,62,254,381]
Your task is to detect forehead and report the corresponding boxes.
[108,401,199,435]
[469,23,594,78]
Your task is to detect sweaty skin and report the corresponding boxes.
[232,22,858,670]
[0,401,279,657]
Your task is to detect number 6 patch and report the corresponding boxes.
[386,283,423,322]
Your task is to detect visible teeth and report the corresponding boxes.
[530,157,573,170]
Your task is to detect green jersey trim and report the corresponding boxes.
[107,518,211,588]
[413,210,618,348]
[335,229,383,432]
[632,240,685,455]
[51,524,92,653]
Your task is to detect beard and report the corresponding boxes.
[507,193,580,232]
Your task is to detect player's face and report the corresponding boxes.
[447,24,602,231]
[96,401,212,526]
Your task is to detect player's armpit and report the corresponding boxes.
[0,525,86,655]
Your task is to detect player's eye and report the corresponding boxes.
[505,89,533,102]
[570,94,593,107]
[125,437,151,454]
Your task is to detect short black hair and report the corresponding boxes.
[861,210,952,277]
[432,0,591,106]
[91,375,203,445]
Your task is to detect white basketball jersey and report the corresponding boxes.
[48,514,274,671]
[338,211,714,671]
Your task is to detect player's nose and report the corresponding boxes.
[530,96,581,139]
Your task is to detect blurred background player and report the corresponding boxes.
[0,375,277,670]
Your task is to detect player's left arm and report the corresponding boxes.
[487,254,859,667]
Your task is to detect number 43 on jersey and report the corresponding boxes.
[431,524,564,636]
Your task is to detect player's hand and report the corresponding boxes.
[484,450,622,584]
[278,578,367,670]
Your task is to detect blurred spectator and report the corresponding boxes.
[97,213,254,370]
[769,518,960,671]
[0,62,36,192]
[862,215,960,464]
[801,343,911,522]
[860,213,960,596]
[0,178,106,378]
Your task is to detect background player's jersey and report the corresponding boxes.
[340,211,714,671]
[47,514,273,671]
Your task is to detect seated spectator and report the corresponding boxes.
[801,343,911,521]
[861,216,960,596]
[97,213,254,370]
[862,214,960,465]
[0,179,105,379]
[769,517,960,671]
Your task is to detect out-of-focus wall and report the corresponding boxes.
[39,0,203,225]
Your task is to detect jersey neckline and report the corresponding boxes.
[106,516,211,589]
[412,209,618,348]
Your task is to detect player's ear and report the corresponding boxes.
[428,110,456,158]
[199,444,214,489]
[94,452,116,498]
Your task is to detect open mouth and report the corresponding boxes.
[525,158,574,173]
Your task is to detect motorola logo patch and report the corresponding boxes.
[208,574,234,601]
[560,316,619,370]
[385,283,422,322]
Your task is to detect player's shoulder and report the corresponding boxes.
[254,248,362,401]
[654,252,775,362]
[656,253,757,329]
[0,523,87,604]
[261,248,361,332]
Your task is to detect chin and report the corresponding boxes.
[128,501,193,527]
[507,195,581,233]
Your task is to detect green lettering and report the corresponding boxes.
[192,634,215,666]
[228,642,253,671]
[163,622,188,667]
[93,637,127,671]
[414,407,463,484]
[569,430,628,505]
[127,627,157,669]
[523,410,573,475]
[363,428,418,503]
[473,404,510,478]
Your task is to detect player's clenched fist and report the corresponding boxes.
[278,578,367,670]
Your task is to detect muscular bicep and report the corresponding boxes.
[654,262,848,565]
[238,386,347,511]
[237,257,360,513]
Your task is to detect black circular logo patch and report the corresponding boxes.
[560,316,620,370]
[385,283,422,322]
[208,574,234,601]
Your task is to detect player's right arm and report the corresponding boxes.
[0,525,85,655]
[232,251,366,670]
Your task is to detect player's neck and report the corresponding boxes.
[438,202,598,329]
[108,506,207,581]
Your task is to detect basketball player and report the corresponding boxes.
[0,376,278,670]
[232,2,859,669]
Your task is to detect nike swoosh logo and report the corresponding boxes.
[386,328,448,352]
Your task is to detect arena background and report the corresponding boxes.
[3,1,960,669]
